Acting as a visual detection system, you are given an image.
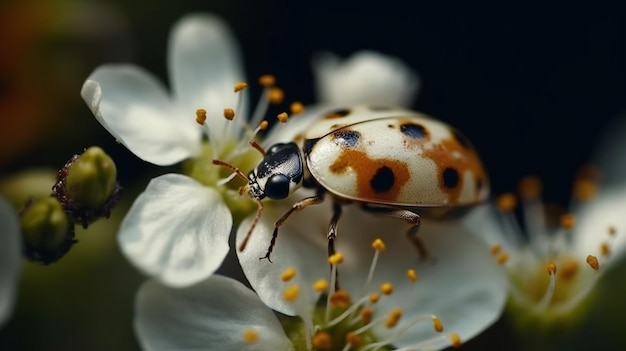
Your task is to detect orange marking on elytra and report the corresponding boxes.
[329,149,410,202]
[418,132,488,204]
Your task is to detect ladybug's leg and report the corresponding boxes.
[260,194,325,262]
[326,202,343,257]
[360,205,431,261]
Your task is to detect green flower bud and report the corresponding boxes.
[20,196,75,264]
[53,146,121,227]
[64,146,117,209]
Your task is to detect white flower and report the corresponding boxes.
[80,13,247,288]
[313,51,420,108]
[465,170,626,323]
[237,204,506,350]
[80,13,426,288]
[0,197,21,327]
[135,203,507,350]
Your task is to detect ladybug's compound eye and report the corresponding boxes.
[264,174,291,199]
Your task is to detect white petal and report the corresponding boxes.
[238,197,507,349]
[0,197,20,327]
[81,65,201,165]
[574,185,626,268]
[118,174,231,287]
[135,276,294,351]
[313,51,420,107]
[333,211,507,349]
[236,191,330,316]
[168,13,246,140]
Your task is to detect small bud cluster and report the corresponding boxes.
[19,146,121,265]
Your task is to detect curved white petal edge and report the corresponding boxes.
[81,65,201,166]
[313,50,420,108]
[118,174,232,288]
[135,276,294,351]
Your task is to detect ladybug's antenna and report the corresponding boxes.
[211,159,249,183]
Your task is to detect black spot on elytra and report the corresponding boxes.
[370,166,395,193]
[324,108,351,119]
[332,130,361,148]
[452,128,472,149]
[400,123,427,139]
[443,167,459,189]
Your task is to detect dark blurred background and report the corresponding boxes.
[0,1,624,350]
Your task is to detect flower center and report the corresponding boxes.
[181,75,304,224]
[251,239,462,351]
[493,173,616,323]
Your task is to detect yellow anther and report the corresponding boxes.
[432,316,444,332]
[280,267,297,282]
[586,255,600,270]
[268,87,285,104]
[559,259,579,281]
[223,108,235,121]
[573,179,598,201]
[312,279,329,292]
[360,307,374,324]
[195,109,207,125]
[385,308,402,328]
[311,332,332,351]
[329,290,351,308]
[496,193,517,212]
[449,333,462,348]
[283,285,300,302]
[496,252,509,265]
[277,112,289,123]
[233,81,248,92]
[372,238,386,251]
[259,74,276,87]
[407,269,418,282]
[490,244,502,255]
[290,101,305,114]
[242,328,258,344]
[600,242,611,257]
[259,120,269,131]
[346,332,362,347]
[380,282,394,295]
[328,252,344,265]
[368,293,380,304]
[518,176,542,200]
[559,213,576,229]
[546,262,557,275]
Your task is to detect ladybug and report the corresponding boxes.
[214,106,489,261]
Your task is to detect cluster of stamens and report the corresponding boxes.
[491,172,617,314]
[242,239,462,350]
[194,74,305,161]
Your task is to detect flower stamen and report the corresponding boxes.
[242,328,258,344]
[195,108,207,125]
[290,101,305,115]
[281,267,297,282]
[535,263,557,311]
[586,255,599,270]
[277,112,289,123]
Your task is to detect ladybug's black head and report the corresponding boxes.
[248,142,304,200]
